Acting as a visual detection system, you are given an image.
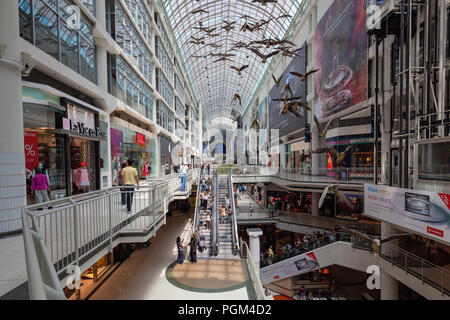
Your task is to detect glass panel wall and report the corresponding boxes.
[155,36,174,84]
[156,100,174,133]
[155,68,173,108]
[18,0,96,83]
[122,0,153,47]
[109,55,153,120]
[175,96,185,120]
[112,0,153,83]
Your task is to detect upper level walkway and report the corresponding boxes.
[1,170,200,299]
[235,191,380,235]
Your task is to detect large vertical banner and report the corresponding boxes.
[268,43,307,137]
[314,0,368,121]
[365,184,450,244]
[24,131,39,176]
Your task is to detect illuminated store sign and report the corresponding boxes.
[63,118,107,140]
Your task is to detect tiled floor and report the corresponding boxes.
[90,213,249,300]
[0,235,27,297]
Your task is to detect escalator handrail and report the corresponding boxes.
[211,170,219,255]
[192,168,203,232]
[229,174,240,255]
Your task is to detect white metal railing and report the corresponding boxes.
[22,170,199,300]
[417,110,450,141]
[229,174,240,255]
[218,165,376,184]
[380,242,450,296]
[240,240,273,300]
[21,210,66,300]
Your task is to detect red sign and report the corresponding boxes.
[438,193,450,211]
[136,133,146,147]
[24,131,39,172]
[306,252,318,261]
[427,226,444,238]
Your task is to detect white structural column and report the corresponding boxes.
[381,270,399,300]
[380,221,400,300]
[95,1,108,93]
[0,2,26,234]
[311,125,326,176]
[247,228,263,271]
[311,192,320,217]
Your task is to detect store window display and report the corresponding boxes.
[23,103,67,205]
[70,138,97,195]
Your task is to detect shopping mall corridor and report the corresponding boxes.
[89,210,250,300]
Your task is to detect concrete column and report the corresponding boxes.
[279,144,286,169]
[311,125,325,176]
[95,0,106,26]
[311,192,320,217]
[380,270,399,300]
[247,228,263,271]
[0,1,26,234]
[380,102,391,185]
[96,46,108,92]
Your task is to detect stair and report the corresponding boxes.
[196,175,239,260]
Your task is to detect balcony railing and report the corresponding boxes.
[22,170,199,300]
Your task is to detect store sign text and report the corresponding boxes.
[65,118,107,140]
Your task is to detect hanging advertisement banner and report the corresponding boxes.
[24,130,39,174]
[314,0,368,121]
[260,251,321,285]
[364,184,450,244]
[268,43,307,137]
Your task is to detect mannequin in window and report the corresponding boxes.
[32,163,50,187]
[75,165,90,192]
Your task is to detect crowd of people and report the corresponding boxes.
[176,167,216,264]
[260,226,344,267]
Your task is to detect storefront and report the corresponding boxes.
[326,134,375,180]
[265,189,362,220]
[24,101,67,204]
[23,85,108,204]
[110,117,157,184]
[159,133,176,176]
[289,140,311,174]
[62,98,107,196]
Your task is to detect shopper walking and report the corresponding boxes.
[249,203,254,216]
[269,203,275,219]
[189,233,198,263]
[179,163,189,191]
[122,159,139,214]
[115,162,127,206]
[176,237,188,264]
[31,168,50,204]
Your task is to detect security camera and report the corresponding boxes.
[21,52,36,75]
[0,44,6,58]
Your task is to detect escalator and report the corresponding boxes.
[196,171,239,259]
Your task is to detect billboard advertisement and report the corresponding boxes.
[268,43,307,138]
[260,251,320,285]
[364,184,450,244]
[314,0,368,121]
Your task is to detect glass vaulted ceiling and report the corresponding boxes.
[160,0,307,121]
